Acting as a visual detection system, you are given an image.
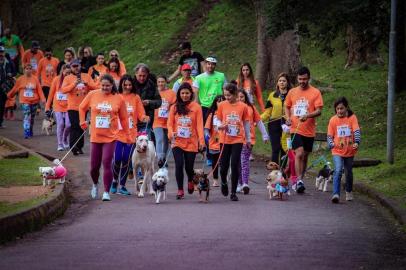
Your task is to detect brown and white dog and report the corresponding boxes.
[41,117,56,135]
[132,135,156,198]
[193,169,210,202]
[266,170,289,200]
[266,161,280,171]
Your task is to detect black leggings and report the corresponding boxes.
[172,147,197,190]
[220,143,243,194]
[68,110,85,151]
[211,152,220,179]
[268,120,285,164]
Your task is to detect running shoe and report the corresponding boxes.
[57,146,64,151]
[176,189,184,200]
[188,181,194,194]
[230,193,239,201]
[331,194,340,203]
[345,192,353,201]
[236,184,242,193]
[110,181,118,194]
[221,182,229,197]
[102,192,111,201]
[78,149,84,154]
[206,159,212,166]
[242,183,250,195]
[296,180,306,194]
[212,179,219,187]
[91,184,98,199]
[249,154,255,161]
[63,143,70,150]
[118,186,131,196]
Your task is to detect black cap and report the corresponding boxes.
[31,41,40,49]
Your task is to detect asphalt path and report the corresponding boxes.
[0,114,405,270]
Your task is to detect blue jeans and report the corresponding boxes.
[153,127,169,161]
[332,155,354,196]
[113,141,134,186]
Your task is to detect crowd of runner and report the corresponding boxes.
[0,29,361,203]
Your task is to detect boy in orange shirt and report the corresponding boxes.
[285,66,323,193]
[327,97,360,203]
[22,41,43,77]
[38,48,59,100]
[7,64,46,138]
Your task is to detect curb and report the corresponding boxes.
[0,137,70,244]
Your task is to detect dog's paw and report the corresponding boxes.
[138,193,145,198]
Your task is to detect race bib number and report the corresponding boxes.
[293,102,307,117]
[23,88,34,98]
[30,59,38,70]
[95,115,110,129]
[177,126,191,138]
[158,107,168,118]
[337,125,351,138]
[56,92,67,101]
[227,124,239,137]
[127,105,134,113]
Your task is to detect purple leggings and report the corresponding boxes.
[90,141,116,192]
[239,144,252,185]
[54,112,70,148]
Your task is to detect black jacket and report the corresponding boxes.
[134,76,162,124]
[0,58,15,94]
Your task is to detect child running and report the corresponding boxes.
[327,97,361,203]
[237,89,269,194]
[204,95,225,187]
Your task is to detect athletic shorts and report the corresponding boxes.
[291,133,314,152]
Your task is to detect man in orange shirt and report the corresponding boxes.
[285,66,323,193]
[22,41,43,77]
[37,48,59,100]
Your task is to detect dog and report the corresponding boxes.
[41,117,56,135]
[39,159,67,186]
[132,134,156,198]
[266,161,280,171]
[152,168,169,204]
[315,162,334,192]
[192,169,210,202]
[266,170,289,200]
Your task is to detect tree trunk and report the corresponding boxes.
[396,0,406,91]
[345,24,384,68]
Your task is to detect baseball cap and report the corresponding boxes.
[0,46,5,52]
[71,59,81,66]
[205,56,217,63]
[31,41,40,49]
[181,63,192,71]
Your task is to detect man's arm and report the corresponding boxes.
[168,65,181,82]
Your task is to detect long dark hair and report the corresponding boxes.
[273,72,292,98]
[237,63,256,95]
[108,58,120,75]
[175,82,194,115]
[334,96,353,117]
[100,74,118,94]
[118,74,136,94]
[59,64,71,88]
[238,89,255,112]
[207,95,225,129]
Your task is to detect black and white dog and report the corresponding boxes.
[152,168,169,204]
[315,162,334,192]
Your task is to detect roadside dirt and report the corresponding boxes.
[0,186,51,204]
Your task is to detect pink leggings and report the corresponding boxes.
[90,141,116,192]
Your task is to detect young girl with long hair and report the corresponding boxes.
[236,63,265,112]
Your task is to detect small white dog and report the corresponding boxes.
[266,170,289,200]
[132,135,156,198]
[152,168,170,204]
[315,162,334,192]
[39,159,67,186]
[41,117,56,135]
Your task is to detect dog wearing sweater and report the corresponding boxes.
[39,159,67,186]
[152,168,169,204]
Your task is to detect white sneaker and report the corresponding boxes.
[236,184,242,193]
[57,146,64,151]
[249,154,255,161]
[91,184,98,199]
[331,194,340,203]
[242,183,250,195]
[346,192,353,201]
[102,192,111,201]
[291,183,297,191]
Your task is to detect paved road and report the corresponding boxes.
[0,115,405,269]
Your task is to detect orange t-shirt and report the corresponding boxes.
[237,79,265,112]
[7,75,45,104]
[153,89,177,129]
[247,105,261,145]
[22,50,44,76]
[167,101,204,152]
[88,64,108,82]
[60,73,99,111]
[119,60,127,76]
[79,90,129,143]
[107,71,121,89]
[216,101,250,144]
[328,114,360,157]
[37,57,59,87]
[45,76,68,112]
[116,93,146,143]
[204,112,222,151]
[285,85,323,137]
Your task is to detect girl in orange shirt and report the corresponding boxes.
[79,74,129,202]
[237,89,269,194]
[7,63,46,138]
[110,75,149,196]
[107,58,121,89]
[216,83,251,201]
[167,82,204,199]
[153,75,176,168]
[45,64,72,151]
[236,63,265,112]
[327,97,360,203]
[88,53,108,82]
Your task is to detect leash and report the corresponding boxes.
[206,143,225,178]
[55,128,87,166]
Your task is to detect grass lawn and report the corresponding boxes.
[0,196,47,218]
[0,155,47,187]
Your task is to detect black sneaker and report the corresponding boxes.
[230,193,239,201]
[296,180,306,194]
[78,149,84,154]
[221,182,229,197]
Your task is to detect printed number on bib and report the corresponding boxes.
[158,107,169,118]
[96,115,110,129]
[177,126,191,138]
[23,88,34,98]
[56,92,67,101]
[30,59,38,70]
[293,102,307,117]
[227,125,239,137]
[337,125,351,138]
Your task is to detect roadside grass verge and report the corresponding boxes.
[0,196,47,218]
[0,155,46,186]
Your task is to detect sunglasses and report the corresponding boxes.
[110,54,118,57]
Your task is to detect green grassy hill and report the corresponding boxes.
[28,0,405,208]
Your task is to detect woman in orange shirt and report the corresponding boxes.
[7,63,46,138]
[216,83,251,201]
[110,75,149,196]
[236,63,265,112]
[45,64,72,151]
[88,53,108,82]
[79,74,129,202]
[153,75,176,168]
[167,82,204,199]
[107,58,121,89]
